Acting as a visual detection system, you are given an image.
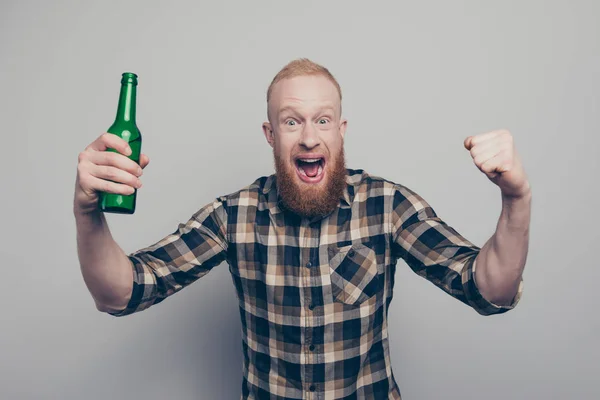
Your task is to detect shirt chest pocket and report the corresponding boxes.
[328,242,381,306]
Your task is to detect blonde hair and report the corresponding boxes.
[266,58,342,118]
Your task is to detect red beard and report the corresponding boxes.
[274,147,347,219]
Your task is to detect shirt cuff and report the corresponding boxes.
[461,257,523,316]
[106,255,157,317]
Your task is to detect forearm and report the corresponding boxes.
[75,210,134,312]
[475,190,532,305]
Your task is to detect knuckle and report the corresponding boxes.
[104,166,116,180]
[77,162,87,176]
[104,180,114,193]
[104,151,117,165]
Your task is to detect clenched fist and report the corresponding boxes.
[74,133,150,216]
[464,129,530,199]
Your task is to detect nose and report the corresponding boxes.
[299,122,320,149]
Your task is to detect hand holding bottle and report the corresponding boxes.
[74,133,149,216]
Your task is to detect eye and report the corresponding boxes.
[318,118,329,124]
[286,120,296,126]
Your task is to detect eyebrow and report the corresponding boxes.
[278,106,336,117]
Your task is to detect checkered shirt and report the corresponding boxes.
[108,168,523,399]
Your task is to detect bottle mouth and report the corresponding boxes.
[121,72,138,85]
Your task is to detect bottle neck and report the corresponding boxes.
[115,81,137,123]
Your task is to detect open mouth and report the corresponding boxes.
[295,156,326,183]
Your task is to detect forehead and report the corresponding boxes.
[270,75,340,113]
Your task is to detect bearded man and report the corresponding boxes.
[74,58,531,399]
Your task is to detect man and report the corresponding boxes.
[74,58,531,399]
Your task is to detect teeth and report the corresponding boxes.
[298,158,321,163]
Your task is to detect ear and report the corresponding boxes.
[262,122,274,148]
[339,118,348,140]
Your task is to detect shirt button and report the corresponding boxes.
[309,385,316,392]
[306,261,312,268]
[309,303,315,310]
[309,344,315,351]
[348,249,356,257]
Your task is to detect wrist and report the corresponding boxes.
[74,206,105,229]
[499,188,532,230]
[501,184,532,204]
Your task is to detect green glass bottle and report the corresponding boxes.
[98,72,142,214]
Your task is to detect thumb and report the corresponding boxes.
[464,136,474,150]
[139,153,150,169]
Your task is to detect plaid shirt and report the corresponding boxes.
[109,168,523,399]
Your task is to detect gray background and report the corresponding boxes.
[1,0,598,399]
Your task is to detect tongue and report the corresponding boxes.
[301,162,320,177]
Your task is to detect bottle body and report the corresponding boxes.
[98,72,142,214]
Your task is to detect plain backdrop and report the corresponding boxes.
[1,1,598,399]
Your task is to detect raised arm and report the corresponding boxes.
[74,132,229,316]
[390,184,523,316]
[74,133,148,313]
[463,129,531,306]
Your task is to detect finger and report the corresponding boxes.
[88,163,143,189]
[87,174,137,196]
[139,153,150,169]
[480,152,510,177]
[469,130,502,147]
[86,150,143,177]
[473,147,503,169]
[87,132,132,156]
[469,140,501,158]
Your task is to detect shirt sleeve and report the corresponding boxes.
[107,197,229,317]
[390,185,523,316]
